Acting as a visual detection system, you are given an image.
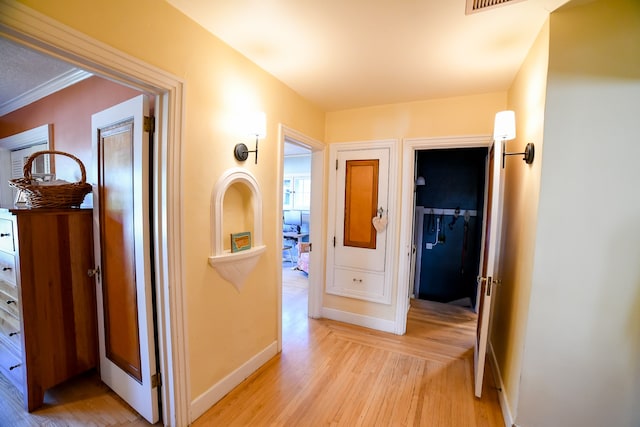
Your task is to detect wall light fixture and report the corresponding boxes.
[494,110,534,168]
[234,111,266,164]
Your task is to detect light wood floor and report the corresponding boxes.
[0,369,152,426]
[193,268,504,426]
[1,266,503,426]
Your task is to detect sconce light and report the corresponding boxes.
[494,110,535,168]
[234,111,266,164]
[415,176,426,186]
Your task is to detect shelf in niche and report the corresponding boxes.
[209,168,265,291]
[208,245,266,291]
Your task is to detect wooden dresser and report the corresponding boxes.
[0,208,98,411]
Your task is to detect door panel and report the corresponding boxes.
[344,159,379,249]
[99,121,142,382]
[474,141,502,398]
[335,148,389,272]
[92,95,159,423]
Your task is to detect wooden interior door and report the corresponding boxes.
[91,95,159,423]
[474,140,503,398]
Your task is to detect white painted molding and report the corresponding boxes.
[0,123,52,150]
[321,307,396,334]
[394,134,491,335]
[189,341,278,423]
[488,341,516,427]
[0,69,92,116]
[209,168,265,291]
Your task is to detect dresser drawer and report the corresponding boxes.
[0,219,14,253]
[0,276,18,299]
[0,285,19,319]
[0,338,24,394]
[329,267,386,302]
[0,251,17,286]
[0,311,21,354]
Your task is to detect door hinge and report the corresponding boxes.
[151,372,162,388]
[144,115,155,133]
[87,266,101,279]
[333,236,336,247]
[335,159,338,170]
[309,243,312,251]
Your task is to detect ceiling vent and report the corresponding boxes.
[465,0,526,15]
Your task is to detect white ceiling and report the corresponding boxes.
[0,0,569,116]
[166,0,570,111]
[0,38,91,116]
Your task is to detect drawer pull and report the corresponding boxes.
[352,278,363,283]
[9,363,21,371]
[0,233,10,238]
[8,331,19,337]
[6,300,16,305]
[2,267,11,271]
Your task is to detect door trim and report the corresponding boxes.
[0,2,188,425]
[396,135,491,335]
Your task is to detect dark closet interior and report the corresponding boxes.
[414,148,486,306]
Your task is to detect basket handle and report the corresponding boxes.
[23,150,87,184]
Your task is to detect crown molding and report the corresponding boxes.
[0,68,92,116]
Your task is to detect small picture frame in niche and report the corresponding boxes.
[230,231,251,252]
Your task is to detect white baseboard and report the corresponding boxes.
[189,341,278,422]
[321,307,396,333]
[488,341,516,427]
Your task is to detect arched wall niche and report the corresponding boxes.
[208,168,266,291]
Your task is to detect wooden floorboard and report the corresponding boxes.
[0,368,153,426]
[1,266,503,426]
[193,268,503,426]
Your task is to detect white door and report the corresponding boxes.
[327,144,392,304]
[474,141,503,398]
[91,95,159,423]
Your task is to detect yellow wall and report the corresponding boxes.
[490,20,549,419]
[517,1,640,425]
[324,92,506,321]
[16,0,325,402]
[326,92,506,143]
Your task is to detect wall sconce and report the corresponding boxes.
[494,110,535,168]
[234,111,266,164]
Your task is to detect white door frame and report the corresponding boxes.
[0,2,188,425]
[278,125,325,349]
[395,135,491,335]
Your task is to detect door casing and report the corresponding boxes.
[0,4,188,425]
[396,135,493,335]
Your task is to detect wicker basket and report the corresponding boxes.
[9,150,92,209]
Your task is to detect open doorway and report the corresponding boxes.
[412,148,487,309]
[0,6,186,423]
[282,140,311,319]
[277,125,325,350]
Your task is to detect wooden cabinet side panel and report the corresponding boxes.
[13,210,97,411]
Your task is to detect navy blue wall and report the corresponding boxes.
[415,148,486,304]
